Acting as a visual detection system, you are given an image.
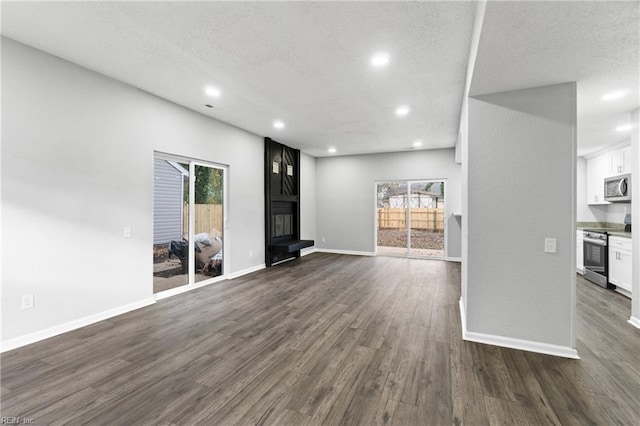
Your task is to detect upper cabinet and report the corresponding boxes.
[586,145,631,205]
[587,153,611,205]
[610,146,632,176]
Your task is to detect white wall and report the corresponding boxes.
[315,149,461,257]
[576,157,607,223]
[458,0,487,308]
[1,38,277,344]
[605,203,631,225]
[465,83,576,353]
[300,152,316,243]
[631,108,639,326]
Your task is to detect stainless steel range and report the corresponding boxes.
[583,229,613,289]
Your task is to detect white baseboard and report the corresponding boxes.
[193,275,227,289]
[446,256,462,262]
[463,330,580,359]
[3,261,267,352]
[1,297,156,353]
[614,287,631,299]
[459,298,468,335]
[155,284,192,300]
[315,248,375,257]
[301,247,316,257]
[458,298,579,359]
[629,316,640,329]
[154,275,227,301]
[228,263,266,279]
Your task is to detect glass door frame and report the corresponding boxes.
[188,160,229,288]
[154,152,229,300]
[375,180,407,256]
[374,178,447,259]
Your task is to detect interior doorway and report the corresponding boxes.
[153,154,227,296]
[376,180,446,258]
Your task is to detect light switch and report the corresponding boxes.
[544,238,557,253]
[124,226,132,238]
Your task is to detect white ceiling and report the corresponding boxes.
[1,1,638,158]
[472,1,639,157]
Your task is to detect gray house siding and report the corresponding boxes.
[153,159,186,245]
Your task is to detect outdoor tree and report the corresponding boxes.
[208,169,223,204]
[183,165,224,205]
[377,182,405,207]
[194,166,211,204]
[424,182,444,208]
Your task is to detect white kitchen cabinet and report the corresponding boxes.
[623,146,632,175]
[586,145,632,205]
[610,146,632,176]
[608,236,632,295]
[586,153,611,205]
[576,230,584,274]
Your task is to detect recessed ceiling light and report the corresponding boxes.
[273,120,285,129]
[205,86,221,97]
[371,52,390,67]
[413,140,423,147]
[328,147,337,154]
[616,124,632,132]
[396,106,410,116]
[602,90,628,101]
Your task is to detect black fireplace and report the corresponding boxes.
[264,138,314,266]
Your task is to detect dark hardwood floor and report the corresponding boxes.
[1,253,639,425]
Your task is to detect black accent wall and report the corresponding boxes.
[264,137,313,266]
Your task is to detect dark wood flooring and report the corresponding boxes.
[1,253,639,425]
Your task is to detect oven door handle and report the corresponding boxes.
[583,237,607,246]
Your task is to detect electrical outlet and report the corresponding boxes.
[21,294,34,310]
[249,249,253,258]
[322,236,326,243]
[123,226,132,238]
[544,238,557,253]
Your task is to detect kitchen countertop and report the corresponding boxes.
[608,231,632,238]
[576,223,631,238]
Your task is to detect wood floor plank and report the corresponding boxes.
[415,341,453,425]
[307,345,376,424]
[1,254,639,425]
[391,401,420,426]
[451,360,490,426]
[483,395,544,426]
[2,357,131,419]
[525,354,606,425]
[261,407,311,426]
[330,366,389,426]
[200,356,301,425]
[498,349,563,425]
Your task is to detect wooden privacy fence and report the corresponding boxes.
[377,208,444,231]
[183,204,224,236]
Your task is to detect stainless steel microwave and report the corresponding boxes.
[604,174,631,202]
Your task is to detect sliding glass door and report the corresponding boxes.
[408,180,445,257]
[153,154,227,295]
[192,163,225,284]
[153,158,190,292]
[376,180,445,258]
[376,182,409,256]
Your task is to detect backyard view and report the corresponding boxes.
[377,180,445,257]
[153,160,224,293]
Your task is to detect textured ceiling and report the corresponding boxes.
[472,1,639,156]
[1,2,637,158]
[0,1,476,157]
